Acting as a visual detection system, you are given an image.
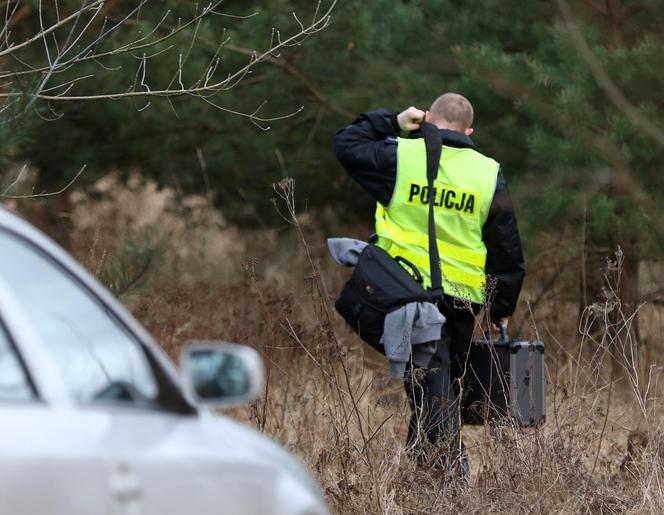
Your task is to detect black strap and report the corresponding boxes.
[420,122,444,301]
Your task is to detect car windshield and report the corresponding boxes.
[0,229,159,405]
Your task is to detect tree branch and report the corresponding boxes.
[7,4,31,30]
[583,0,608,15]
[225,44,352,119]
[556,0,664,147]
[0,0,105,57]
[0,1,339,104]
[1,165,86,198]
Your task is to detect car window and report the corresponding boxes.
[0,323,35,401]
[0,230,159,406]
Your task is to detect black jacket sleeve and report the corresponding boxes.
[332,109,400,206]
[483,169,525,319]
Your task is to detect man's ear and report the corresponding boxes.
[465,127,474,136]
[424,111,431,123]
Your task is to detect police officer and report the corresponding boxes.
[332,93,525,479]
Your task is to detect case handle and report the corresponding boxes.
[498,320,509,344]
[394,256,423,284]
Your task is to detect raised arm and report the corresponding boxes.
[332,109,401,206]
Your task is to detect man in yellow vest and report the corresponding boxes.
[333,93,525,478]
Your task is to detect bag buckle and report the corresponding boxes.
[428,287,444,304]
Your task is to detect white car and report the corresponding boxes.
[0,205,328,515]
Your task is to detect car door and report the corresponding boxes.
[0,226,193,515]
[0,279,118,515]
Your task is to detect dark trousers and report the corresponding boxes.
[404,302,476,467]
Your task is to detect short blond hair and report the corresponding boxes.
[429,93,474,130]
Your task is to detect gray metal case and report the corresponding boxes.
[461,337,545,427]
[508,340,545,426]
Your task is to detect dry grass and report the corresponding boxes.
[63,177,664,514]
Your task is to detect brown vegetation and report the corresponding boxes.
[61,178,664,514]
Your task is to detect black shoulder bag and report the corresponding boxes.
[334,122,444,352]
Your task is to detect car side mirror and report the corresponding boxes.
[181,342,264,407]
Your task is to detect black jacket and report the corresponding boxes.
[332,109,525,319]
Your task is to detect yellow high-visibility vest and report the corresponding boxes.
[375,137,499,304]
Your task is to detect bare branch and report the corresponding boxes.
[0,1,215,80]
[0,0,338,137]
[1,163,27,195]
[0,1,26,45]
[0,0,338,103]
[208,9,259,20]
[2,165,86,199]
[24,0,97,113]
[200,95,304,131]
[38,0,54,68]
[39,73,95,94]
[0,0,105,58]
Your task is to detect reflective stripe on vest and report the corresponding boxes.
[375,138,499,304]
